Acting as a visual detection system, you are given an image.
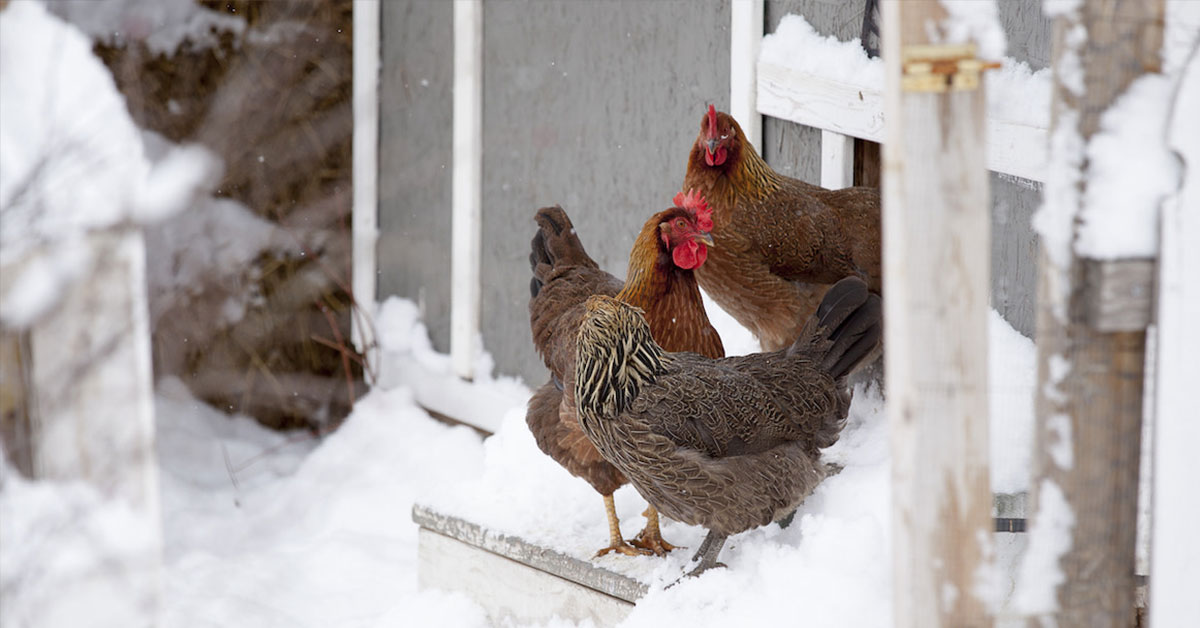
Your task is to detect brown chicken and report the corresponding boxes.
[683,105,882,351]
[527,191,723,557]
[573,277,882,577]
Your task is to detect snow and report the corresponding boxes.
[939,0,1007,60]
[760,14,1050,135]
[1076,74,1182,259]
[1013,480,1075,618]
[45,0,246,56]
[0,1,215,328]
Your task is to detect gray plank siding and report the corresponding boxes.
[480,0,730,385]
[378,0,454,351]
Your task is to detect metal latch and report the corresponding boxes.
[901,44,1001,92]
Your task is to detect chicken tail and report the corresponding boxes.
[529,205,597,298]
[788,276,882,382]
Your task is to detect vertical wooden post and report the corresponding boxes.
[729,0,763,149]
[882,2,993,626]
[451,0,483,380]
[352,0,381,353]
[1149,39,1199,627]
[820,129,855,189]
[1028,1,1164,626]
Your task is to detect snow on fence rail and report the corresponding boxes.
[756,15,1050,185]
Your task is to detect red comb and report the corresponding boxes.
[673,188,713,232]
[707,104,718,137]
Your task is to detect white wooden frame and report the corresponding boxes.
[451,0,484,380]
[352,0,380,352]
[1149,36,1200,627]
[730,0,764,150]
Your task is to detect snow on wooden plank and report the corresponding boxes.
[413,504,647,604]
[418,529,634,626]
[758,61,1049,183]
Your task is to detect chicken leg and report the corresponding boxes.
[630,506,680,556]
[594,494,653,557]
[684,530,728,578]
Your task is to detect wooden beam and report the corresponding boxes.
[757,61,1048,183]
[1028,1,1164,626]
[351,0,381,353]
[729,0,763,150]
[451,0,483,380]
[882,2,993,626]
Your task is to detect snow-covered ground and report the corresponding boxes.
[4,1,1196,626]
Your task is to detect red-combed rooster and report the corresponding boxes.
[527,191,723,557]
[683,105,882,352]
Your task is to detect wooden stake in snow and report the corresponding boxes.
[882,1,993,626]
[1028,1,1164,626]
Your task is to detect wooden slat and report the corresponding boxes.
[820,129,855,189]
[729,0,764,149]
[758,61,1049,183]
[1149,34,1200,628]
[1029,1,1163,626]
[451,0,483,380]
[351,0,380,353]
[883,2,994,626]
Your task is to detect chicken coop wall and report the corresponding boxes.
[374,0,1053,386]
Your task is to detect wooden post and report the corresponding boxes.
[820,129,855,189]
[451,0,483,380]
[352,0,380,353]
[1028,1,1164,626]
[729,0,763,150]
[1149,37,1199,626]
[882,2,993,626]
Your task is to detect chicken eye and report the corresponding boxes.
[676,219,686,228]
[720,134,729,140]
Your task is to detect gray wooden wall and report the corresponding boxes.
[376,0,1048,387]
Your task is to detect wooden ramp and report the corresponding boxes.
[413,504,644,626]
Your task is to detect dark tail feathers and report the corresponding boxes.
[789,277,882,381]
[529,205,595,298]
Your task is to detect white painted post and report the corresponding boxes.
[882,2,993,626]
[27,229,163,620]
[730,0,763,150]
[352,0,380,354]
[451,0,483,380]
[820,129,855,189]
[1149,40,1200,628]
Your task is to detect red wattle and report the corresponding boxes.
[705,150,716,167]
[673,241,704,269]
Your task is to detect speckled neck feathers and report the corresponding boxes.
[575,301,670,422]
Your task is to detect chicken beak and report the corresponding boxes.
[705,138,719,155]
[692,231,715,247]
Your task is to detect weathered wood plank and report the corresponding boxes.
[758,61,1049,183]
[418,528,634,626]
[1029,1,1163,626]
[1081,258,1156,332]
[883,2,994,626]
[820,129,854,189]
[412,504,648,603]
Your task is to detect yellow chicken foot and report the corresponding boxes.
[594,494,653,558]
[630,506,682,556]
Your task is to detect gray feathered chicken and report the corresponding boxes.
[573,277,882,576]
